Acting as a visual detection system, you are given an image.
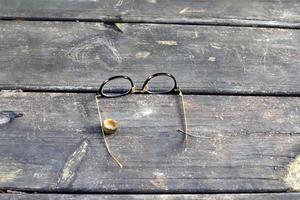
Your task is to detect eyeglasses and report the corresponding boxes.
[95,73,196,168]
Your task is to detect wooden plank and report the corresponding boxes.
[0,0,299,28]
[0,21,300,94]
[1,193,300,200]
[0,91,300,192]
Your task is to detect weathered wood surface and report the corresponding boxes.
[1,193,300,200]
[0,91,299,192]
[0,21,300,94]
[0,0,300,28]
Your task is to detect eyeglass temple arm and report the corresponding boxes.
[95,96,124,168]
[177,89,188,151]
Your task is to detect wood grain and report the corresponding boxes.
[1,193,300,200]
[0,0,299,28]
[0,91,299,192]
[0,21,299,94]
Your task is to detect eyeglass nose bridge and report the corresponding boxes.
[131,85,149,94]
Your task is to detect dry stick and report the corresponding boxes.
[95,96,123,168]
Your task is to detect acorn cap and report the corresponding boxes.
[103,118,118,135]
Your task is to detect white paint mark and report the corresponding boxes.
[141,108,153,116]
[0,90,23,98]
[216,115,224,120]
[115,23,126,32]
[180,7,207,14]
[208,57,216,62]
[147,0,157,3]
[284,155,300,191]
[211,43,222,49]
[157,40,178,46]
[42,108,46,123]
[193,31,199,38]
[153,171,164,177]
[0,169,21,183]
[150,171,168,190]
[134,106,154,118]
[49,93,63,98]
[0,115,10,125]
[0,159,22,183]
[115,0,123,7]
[135,51,151,59]
[57,140,88,186]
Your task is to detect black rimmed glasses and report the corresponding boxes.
[95,73,194,168]
[98,73,178,97]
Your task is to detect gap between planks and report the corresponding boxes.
[0,18,300,30]
[1,90,300,98]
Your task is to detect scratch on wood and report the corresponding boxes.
[179,7,207,14]
[57,139,88,187]
[65,37,102,65]
[157,40,178,46]
[105,40,122,63]
[150,171,168,190]
[284,155,300,191]
[66,36,122,65]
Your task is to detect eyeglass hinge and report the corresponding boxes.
[175,88,182,96]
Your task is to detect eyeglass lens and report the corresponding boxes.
[101,77,133,97]
[145,74,176,93]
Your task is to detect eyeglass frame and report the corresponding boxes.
[96,72,179,97]
[95,72,195,168]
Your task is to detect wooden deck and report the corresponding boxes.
[0,0,300,199]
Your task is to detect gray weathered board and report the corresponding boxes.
[0,21,299,94]
[1,193,300,200]
[0,0,299,28]
[0,91,300,192]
